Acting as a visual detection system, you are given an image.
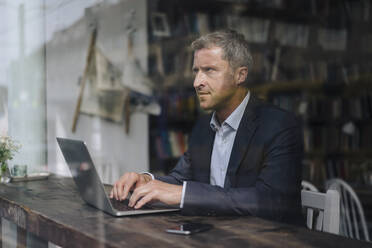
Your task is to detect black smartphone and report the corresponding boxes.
[165,223,213,235]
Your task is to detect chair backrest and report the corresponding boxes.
[301,180,319,231]
[326,178,370,241]
[302,180,319,192]
[301,189,340,234]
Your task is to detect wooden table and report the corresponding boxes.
[0,175,371,248]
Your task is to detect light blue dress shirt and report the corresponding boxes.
[209,91,250,187]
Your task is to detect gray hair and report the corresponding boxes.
[191,29,253,72]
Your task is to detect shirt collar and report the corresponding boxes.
[210,91,250,132]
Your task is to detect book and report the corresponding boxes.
[270,47,281,81]
[362,34,372,53]
[255,0,284,9]
[196,13,210,35]
[274,22,309,48]
[169,131,181,157]
[318,28,347,51]
[176,131,186,155]
[161,130,172,158]
[155,45,165,75]
[364,0,370,21]
[155,136,168,159]
[183,50,194,78]
[226,16,270,44]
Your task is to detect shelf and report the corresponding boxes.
[305,118,372,125]
[250,79,323,97]
[305,151,372,160]
[250,73,372,97]
[153,73,372,94]
[149,35,197,51]
[177,0,325,25]
[149,31,372,60]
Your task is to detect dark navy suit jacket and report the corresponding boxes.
[156,95,304,225]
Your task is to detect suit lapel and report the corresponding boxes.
[193,115,215,184]
[203,122,215,183]
[224,95,260,188]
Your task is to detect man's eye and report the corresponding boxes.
[206,68,214,72]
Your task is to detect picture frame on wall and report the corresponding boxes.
[151,12,170,37]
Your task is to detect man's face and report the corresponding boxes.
[192,46,238,113]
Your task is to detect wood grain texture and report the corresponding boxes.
[0,175,371,248]
[16,226,26,248]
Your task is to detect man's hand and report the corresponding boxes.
[129,180,182,209]
[110,172,152,201]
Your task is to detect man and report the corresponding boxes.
[111,30,304,225]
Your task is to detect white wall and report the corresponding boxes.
[46,0,149,184]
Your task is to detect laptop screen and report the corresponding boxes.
[56,137,113,212]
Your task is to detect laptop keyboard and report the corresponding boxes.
[110,198,153,211]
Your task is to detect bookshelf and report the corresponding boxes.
[256,76,372,187]
[146,0,372,187]
[148,86,198,173]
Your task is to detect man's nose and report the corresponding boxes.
[193,71,204,89]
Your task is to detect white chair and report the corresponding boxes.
[302,180,319,192]
[301,189,340,234]
[326,178,370,241]
[301,180,319,230]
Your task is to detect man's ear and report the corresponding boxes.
[235,66,248,86]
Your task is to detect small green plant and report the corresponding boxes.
[0,136,21,174]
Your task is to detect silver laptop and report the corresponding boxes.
[57,137,179,216]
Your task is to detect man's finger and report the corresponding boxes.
[112,184,118,200]
[135,191,155,209]
[129,186,148,207]
[116,181,124,201]
[116,183,123,200]
[110,186,114,198]
[117,175,130,200]
[120,185,127,201]
[119,177,135,201]
[122,183,134,201]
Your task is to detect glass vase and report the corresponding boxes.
[0,163,11,183]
